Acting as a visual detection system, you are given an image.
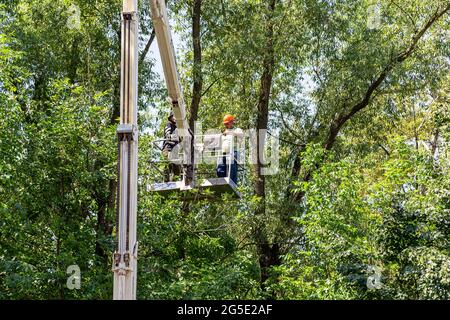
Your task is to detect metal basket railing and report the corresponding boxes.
[148,133,246,186]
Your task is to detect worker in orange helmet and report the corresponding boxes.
[217,114,244,184]
[223,114,235,127]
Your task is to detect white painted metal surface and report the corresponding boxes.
[149,178,241,199]
[113,0,139,300]
[149,0,189,134]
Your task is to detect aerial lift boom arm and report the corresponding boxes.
[150,0,189,134]
[150,0,193,186]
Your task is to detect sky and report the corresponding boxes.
[147,18,182,82]
[141,17,182,134]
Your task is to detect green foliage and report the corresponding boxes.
[0,0,448,300]
[272,153,379,299]
[274,139,449,299]
[371,143,450,299]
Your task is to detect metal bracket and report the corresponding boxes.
[122,11,139,21]
[117,123,133,134]
[112,252,133,271]
[123,252,131,267]
[117,124,137,141]
[113,252,121,268]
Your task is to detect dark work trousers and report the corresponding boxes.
[217,151,238,184]
[162,148,181,182]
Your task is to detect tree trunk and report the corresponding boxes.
[179,0,203,256]
[95,196,108,259]
[189,0,203,132]
[253,0,278,293]
[94,35,121,265]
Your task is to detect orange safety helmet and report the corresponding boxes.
[223,114,235,124]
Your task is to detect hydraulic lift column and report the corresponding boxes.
[113,0,139,300]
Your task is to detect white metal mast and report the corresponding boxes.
[113,0,139,300]
[150,0,193,187]
[112,0,194,299]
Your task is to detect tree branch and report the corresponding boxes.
[201,77,220,97]
[139,28,156,65]
[389,0,418,31]
[290,3,449,203]
[378,142,391,156]
[324,3,449,151]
